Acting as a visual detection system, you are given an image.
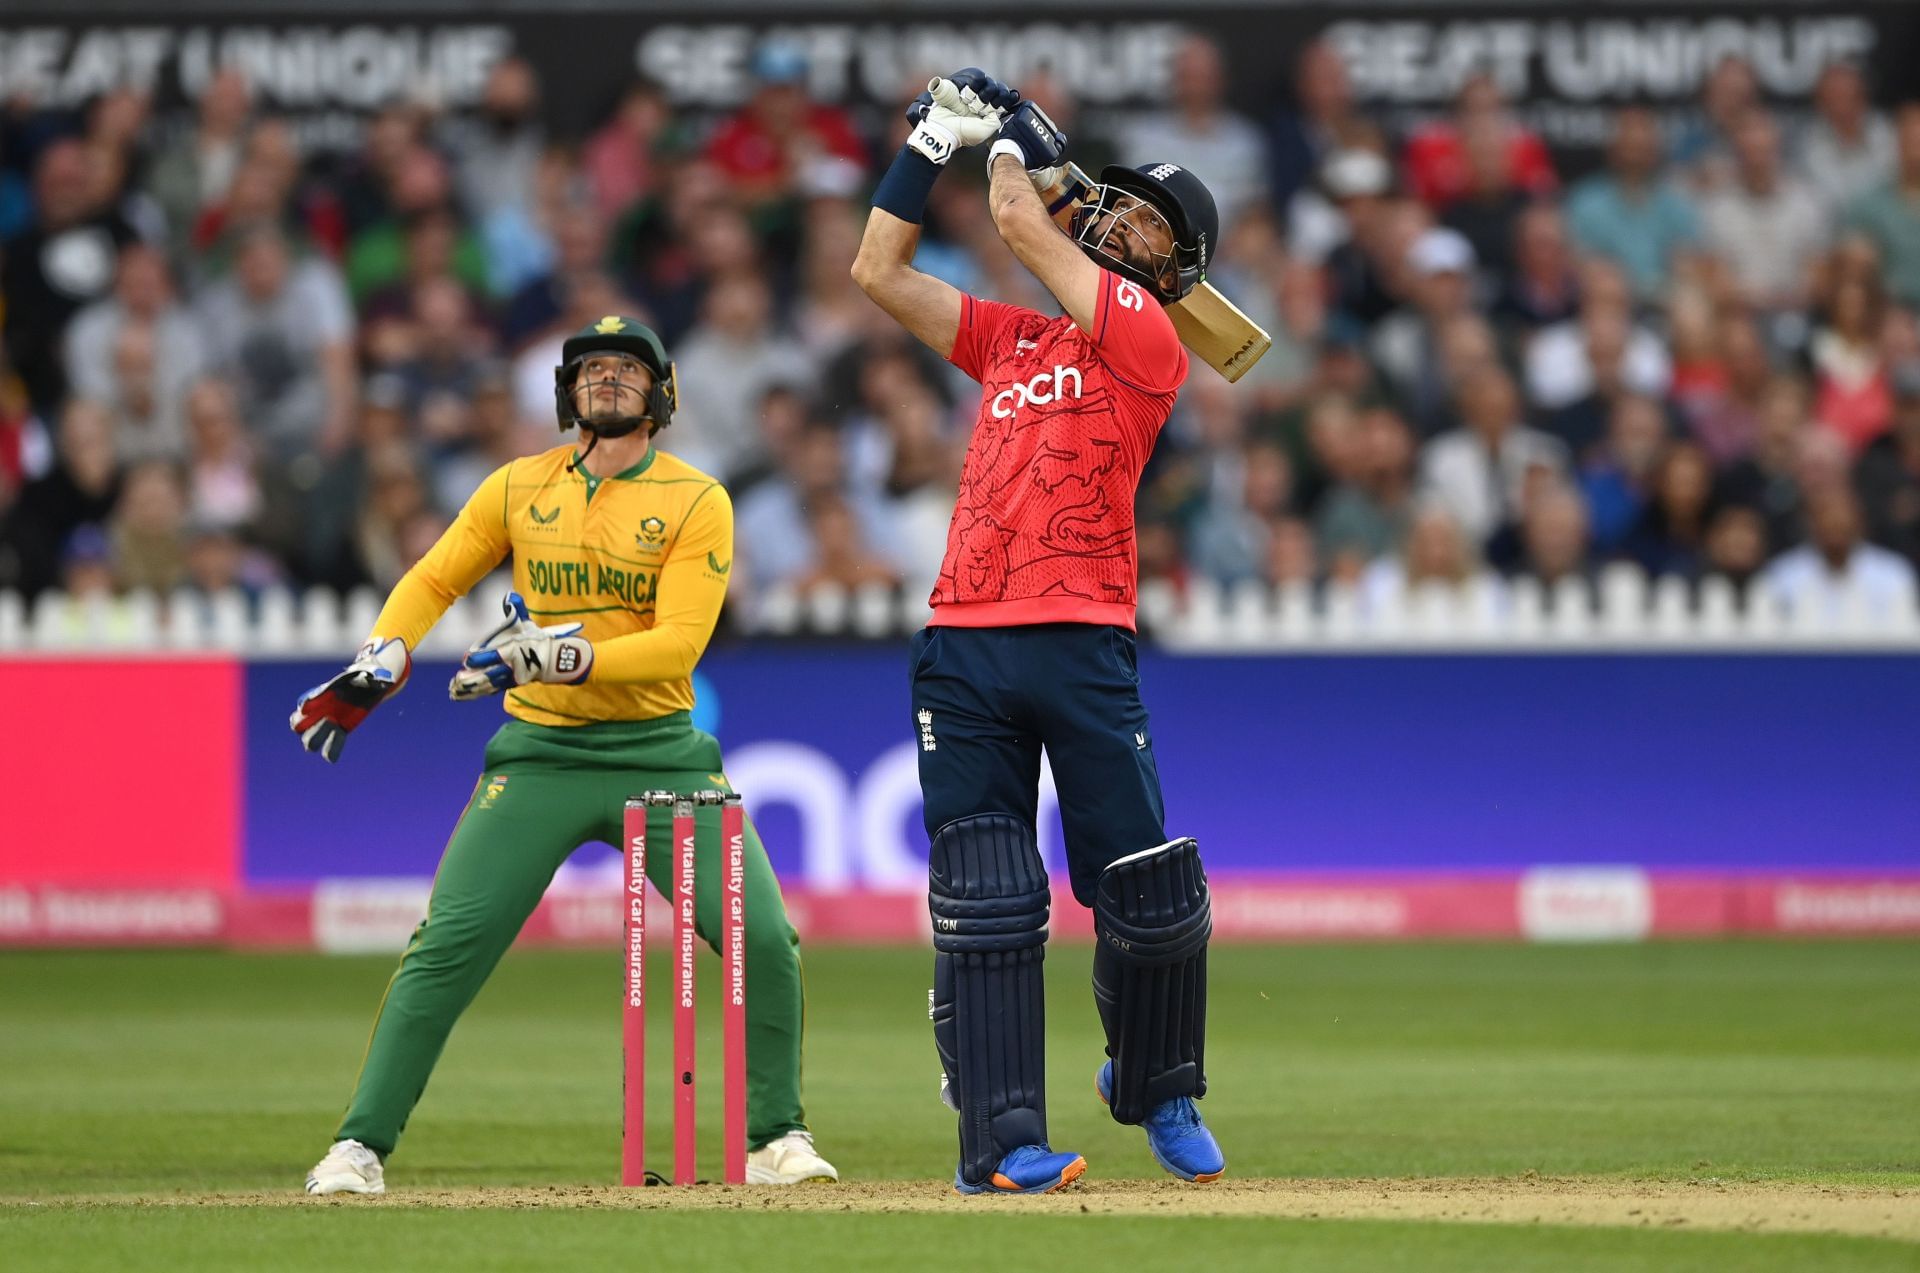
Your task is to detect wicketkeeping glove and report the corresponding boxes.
[906,72,1016,166]
[989,100,1069,172]
[448,591,594,701]
[290,637,411,764]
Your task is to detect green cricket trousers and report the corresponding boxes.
[336,713,807,1156]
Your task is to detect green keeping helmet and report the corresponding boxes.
[553,315,678,437]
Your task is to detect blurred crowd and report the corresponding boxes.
[3,35,1920,633]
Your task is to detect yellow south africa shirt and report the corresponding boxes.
[370,443,734,726]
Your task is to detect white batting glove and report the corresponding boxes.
[907,77,1008,166]
[448,591,594,700]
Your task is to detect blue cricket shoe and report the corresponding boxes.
[1096,1060,1226,1182]
[953,1144,1088,1195]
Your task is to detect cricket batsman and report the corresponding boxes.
[852,71,1225,1193]
[292,316,838,1193]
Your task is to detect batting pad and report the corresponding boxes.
[1092,836,1211,1125]
[928,813,1051,1185]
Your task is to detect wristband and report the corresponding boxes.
[988,138,1026,166]
[872,145,943,225]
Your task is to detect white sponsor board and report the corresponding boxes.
[1518,866,1652,942]
[312,879,432,954]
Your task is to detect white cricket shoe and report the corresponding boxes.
[745,1130,839,1184]
[304,1138,385,1195]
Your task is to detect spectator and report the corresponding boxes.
[1854,362,1920,568]
[669,272,812,482]
[1315,148,1401,323]
[64,243,206,463]
[703,40,865,207]
[1262,516,1319,588]
[189,123,343,277]
[1716,373,1818,553]
[736,423,893,590]
[1189,442,1295,584]
[1525,262,1672,412]
[1403,72,1555,211]
[441,56,546,223]
[1809,276,1892,454]
[2,138,142,412]
[1492,204,1581,333]
[1702,503,1770,600]
[108,459,188,593]
[1579,393,1670,554]
[332,103,429,237]
[431,368,544,511]
[1441,113,1536,283]
[181,378,263,534]
[1269,39,1359,209]
[875,388,962,594]
[1539,304,1645,461]
[344,147,489,305]
[584,79,675,220]
[1,398,120,596]
[351,444,434,592]
[359,207,490,367]
[1515,481,1592,589]
[1799,61,1895,217]
[1671,299,1771,463]
[145,67,252,260]
[1699,108,1827,313]
[1566,107,1701,304]
[1317,406,1416,578]
[792,492,902,596]
[1844,103,1920,310]
[1759,485,1917,619]
[1120,35,1270,232]
[1357,499,1489,615]
[1625,441,1716,578]
[793,196,876,361]
[59,522,118,603]
[181,519,279,603]
[501,203,610,351]
[196,224,357,462]
[1419,363,1568,546]
[1676,55,1761,193]
[394,277,497,470]
[1370,228,1478,429]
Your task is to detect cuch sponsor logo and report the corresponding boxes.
[990,364,1083,419]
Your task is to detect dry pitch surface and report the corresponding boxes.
[46,1178,1918,1243]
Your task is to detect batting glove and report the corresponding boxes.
[989,100,1069,172]
[906,68,1020,129]
[448,591,594,701]
[906,74,1013,166]
[290,637,411,764]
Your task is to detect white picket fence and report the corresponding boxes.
[2,564,1917,655]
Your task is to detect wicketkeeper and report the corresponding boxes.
[853,71,1225,1193]
[293,317,837,1194]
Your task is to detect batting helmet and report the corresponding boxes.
[554,315,678,438]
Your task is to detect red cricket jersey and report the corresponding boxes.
[930,268,1188,630]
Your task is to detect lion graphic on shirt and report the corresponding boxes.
[954,512,1019,599]
[1029,438,1121,493]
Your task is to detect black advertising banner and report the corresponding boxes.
[1,6,1916,169]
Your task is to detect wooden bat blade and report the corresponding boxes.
[1167,283,1272,383]
[1042,164,1271,382]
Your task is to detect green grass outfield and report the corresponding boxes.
[2,941,1916,1270]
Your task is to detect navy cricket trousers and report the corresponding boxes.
[910,623,1168,906]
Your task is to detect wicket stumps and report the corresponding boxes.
[622,789,747,1186]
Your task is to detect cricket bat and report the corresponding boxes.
[1033,163,1272,383]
